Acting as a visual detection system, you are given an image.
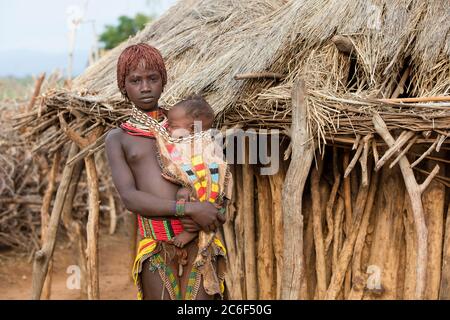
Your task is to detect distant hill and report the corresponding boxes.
[0,49,89,78]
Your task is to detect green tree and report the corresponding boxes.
[99,13,152,50]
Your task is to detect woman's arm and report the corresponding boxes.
[105,130,177,217]
[105,130,224,230]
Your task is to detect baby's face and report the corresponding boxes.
[167,107,194,138]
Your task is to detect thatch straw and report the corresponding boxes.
[17,0,450,155]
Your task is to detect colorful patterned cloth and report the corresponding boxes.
[120,107,228,300]
[132,237,226,300]
[154,128,232,297]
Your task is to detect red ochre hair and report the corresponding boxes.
[116,43,167,94]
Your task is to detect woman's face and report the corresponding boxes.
[124,61,163,111]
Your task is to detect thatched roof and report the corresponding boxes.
[22,0,450,155]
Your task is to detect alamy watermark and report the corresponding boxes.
[172,122,281,176]
[66,265,81,290]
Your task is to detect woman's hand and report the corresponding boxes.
[185,201,225,232]
[179,217,201,232]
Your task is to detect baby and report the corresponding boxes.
[160,95,231,249]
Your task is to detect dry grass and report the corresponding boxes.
[15,0,450,154]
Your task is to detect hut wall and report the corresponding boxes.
[224,143,449,300]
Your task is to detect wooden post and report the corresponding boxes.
[223,165,241,299]
[348,169,379,300]
[439,204,450,299]
[362,166,405,300]
[281,79,314,300]
[303,196,316,299]
[85,152,100,299]
[59,114,103,299]
[233,164,246,298]
[310,168,327,299]
[31,143,79,299]
[60,157,87,298]
[422,160,445,299]
[106,186,117,235]
[324,165,374,299]
[40,151,61,299]
[242,150,257,299]
[373,114,439,299]
[403,194,417,299]
[255,174,275,299]
[343,151,352,237]
[268,169,284,299]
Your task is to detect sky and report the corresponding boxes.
[0,0,178,77]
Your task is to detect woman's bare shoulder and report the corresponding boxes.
[105,128,124,146]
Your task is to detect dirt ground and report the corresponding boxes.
[0,228,137,300]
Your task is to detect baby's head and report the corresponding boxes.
[167,95,214,138]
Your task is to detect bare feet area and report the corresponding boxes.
[0,230,137,300]
[170,231,198,248]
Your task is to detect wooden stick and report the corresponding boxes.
[311,167,327,299]
[269,170,285,299]
[39,151,61,300]
[234,72,285,81]
[375,131,415,171]
[422,160,445,299]
[348,169,378,300]
[343,152,353,236]
[222,165,242,299]
[325,167,372,299]
[242,153,257,299]
[413,167,450,188]
[372,113,429,299]
[372,139,379,165]
[403,194,417,299]
[379,96,450,103]
[391,67,410,99]
[410,139,438,168]
[0,196,42,205]
[84,151,100,299]
[436,134,447,152]
[326,136,447,146]
[27,73,46,112]
[359,134,372,186]
[419,165,440,193]
[325,149,340,252]
[22,115,58,139]
[389,136,418,169]
[352,134,361,150]
[60,155,87,298]
[59,114,103,299]
[106,186,117,235]
[281,79,314,300]
[11,108,46,121]
[408,151,450,165]
[439,205,450,299]
[31,143,78,300]
[344,143,363,178]
[66,132,108,166]
[302,197,315,299]
[255,174,275,299]
[233,165,246,298]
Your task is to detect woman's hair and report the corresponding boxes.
[116,43,167,94]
